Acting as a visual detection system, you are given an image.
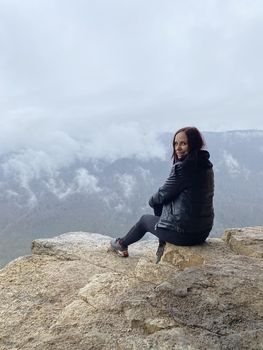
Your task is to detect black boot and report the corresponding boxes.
[156,241,166,264]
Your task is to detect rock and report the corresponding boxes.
[161,243,205,268]
[223,226,263,258]
[134,257,176,284]
[79,272,137,310]
[31,232,111,260]
[161,238,231,268]
[0,228,263,350]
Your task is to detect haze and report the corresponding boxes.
[1,0,263,164]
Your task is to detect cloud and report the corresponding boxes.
[74,168,101,194]
[1,148,57,206]
[223,151,240,175]
[76,122,167,161]
[222,150,250,179]
[2,149,58,187]
[116,173,136,199]
[113,202,131,214]
[1,0,263,180]
[45,168,101,200]
[0,121,167,187]
[1,152,101,203]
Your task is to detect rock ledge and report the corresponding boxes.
[0,228,262,350]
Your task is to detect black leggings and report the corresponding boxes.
[120,214,209,247]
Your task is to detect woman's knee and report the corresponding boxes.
[139,214,150,222]
[138,214,158,233]
[137,215,148,230]
[138,214,154,226]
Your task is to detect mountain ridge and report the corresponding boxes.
[1,130,263,267]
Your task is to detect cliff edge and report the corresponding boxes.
[0,227,262,350]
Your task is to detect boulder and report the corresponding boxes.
[223,226,263,258]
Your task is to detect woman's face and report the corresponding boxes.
[174,131,189,159]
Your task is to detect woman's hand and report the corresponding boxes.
[148,196,155,208]
[149,197,163,216]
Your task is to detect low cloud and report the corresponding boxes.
[74,168,101,194]
[2,149,58,187]
[223,151,240,175]
[222,151,250,179]
[46,168,101,200]
[0,121,166,195]
[116,173,136,199]
[76,122,166,161]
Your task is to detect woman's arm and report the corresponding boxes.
[149,163,187,207]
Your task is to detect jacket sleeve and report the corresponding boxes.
[149,163,187,206]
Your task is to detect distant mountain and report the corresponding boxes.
[1,130,263,267]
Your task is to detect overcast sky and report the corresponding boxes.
[1,0,263,163]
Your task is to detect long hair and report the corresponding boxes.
[172,127,205,163]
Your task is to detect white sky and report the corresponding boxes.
[0,0,263,161]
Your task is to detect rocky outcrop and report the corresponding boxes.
[0,228,262,350]
[223,226,263,258]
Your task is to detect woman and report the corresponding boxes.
[110,127,214,262]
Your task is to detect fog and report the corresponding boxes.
[1,0,263,169]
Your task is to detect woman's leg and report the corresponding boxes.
[119,214,167,263]
[120,214,159,247]
[153,206,165,247]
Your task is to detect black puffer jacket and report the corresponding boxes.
[149,150,214,234]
